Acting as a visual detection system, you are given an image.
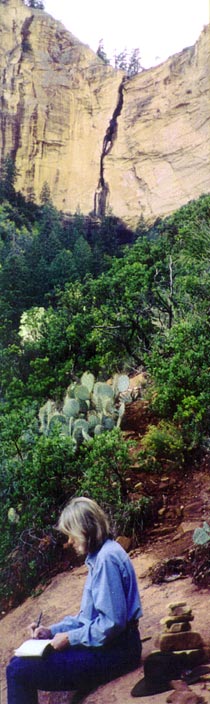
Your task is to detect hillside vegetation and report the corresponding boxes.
[0,160,210,612]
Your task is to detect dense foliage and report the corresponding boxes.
[0,158,209,609]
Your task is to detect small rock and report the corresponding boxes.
[158,507,166,518]
[168,603,189,616]
[166,679,206,703]
[168,601,187,611]
[160,620,191,633]
[179,521,202,534]
[134,481,143,490]
[169,622,191,633]
[115,535,132,552]
[160,631,204,652]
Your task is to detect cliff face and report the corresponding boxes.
[0,0,209,225]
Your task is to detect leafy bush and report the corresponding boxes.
[78,430,154,540]
[78,428,132,510]
[0,415,83,610]
[174,393,208,450]
[148,316,210,450]
[0,527,72,611]
[114,497,153,543]
[0,416,80,567]
[138,420,184,473]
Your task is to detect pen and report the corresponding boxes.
[36,611,43,628]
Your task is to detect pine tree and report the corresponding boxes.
[96,40,110,65]
[127,48,142,78]
[0,155,18,203]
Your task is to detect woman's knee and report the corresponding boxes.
[7,656,31,683]
[7,657,18,678]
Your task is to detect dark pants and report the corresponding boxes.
[7,628,141,704]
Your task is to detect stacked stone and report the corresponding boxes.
[158,601,204,652]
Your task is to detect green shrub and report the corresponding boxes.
[114,497,153,543]
[174,394,208,450]
[148,317,210,445]
[0,426,79,568]
[138,420,184,473]
[78,428,133,510]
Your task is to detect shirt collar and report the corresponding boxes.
[85,538,110,568]
[85,550,99,568]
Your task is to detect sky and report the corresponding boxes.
[43,0,209,68]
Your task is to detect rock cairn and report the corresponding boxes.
[158,601,204,653]
[138,602,210,701]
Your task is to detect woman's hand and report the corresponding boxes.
[29,622,52,639]
[51,633,70,650]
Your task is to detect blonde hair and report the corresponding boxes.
[58,497,110,554]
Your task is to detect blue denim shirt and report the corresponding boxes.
[50,538,142,647]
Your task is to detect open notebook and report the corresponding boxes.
[14,639,53,657]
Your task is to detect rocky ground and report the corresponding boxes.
[1,461,210,704]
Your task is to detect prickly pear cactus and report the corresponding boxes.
[63,398,80,418]
[81,372,95,394]
[116,402,125,427]
[38,400,56,433]
[48,414,69,435]
[94,424,103,436]
[113,374,130,394]
[38,370,129,448]
[102,416,115,431]
[87,413,98,430]
[74,384,90,401]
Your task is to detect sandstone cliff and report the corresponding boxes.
[0,0,209,225]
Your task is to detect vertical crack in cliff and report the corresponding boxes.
[94,78,125,217]
[20,15,34,57]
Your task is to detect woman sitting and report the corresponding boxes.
[7,496,142,704]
